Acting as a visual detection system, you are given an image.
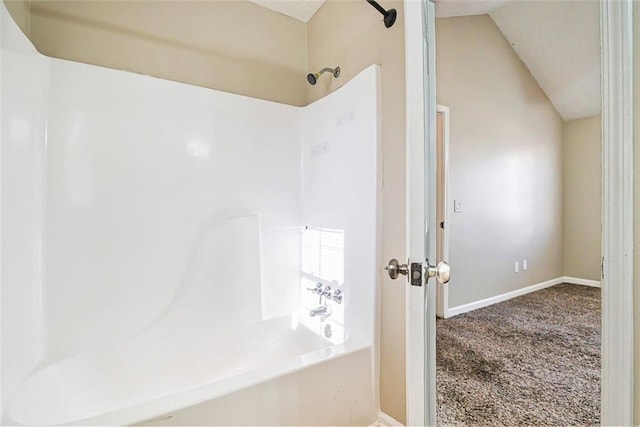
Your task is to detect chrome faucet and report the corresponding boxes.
[309,304,333,321]
[306,283,343,322]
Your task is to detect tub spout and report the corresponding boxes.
[309,304,332,321]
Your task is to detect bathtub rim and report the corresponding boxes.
[6,335,369,426]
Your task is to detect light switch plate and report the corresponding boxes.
[454,200,462,213]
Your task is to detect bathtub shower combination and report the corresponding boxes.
[1,4,381,426]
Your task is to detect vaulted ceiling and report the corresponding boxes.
[437,0,600,121]
[250,0,601,121]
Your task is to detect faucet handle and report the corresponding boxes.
[332,289,343,304]
[307,283,323,295]
[322,285,332,298]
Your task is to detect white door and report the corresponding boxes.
[389,1,444,425]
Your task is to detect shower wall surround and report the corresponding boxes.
[1,4,380,425]
[45,58,303,361]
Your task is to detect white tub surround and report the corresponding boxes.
[1,3,381,425]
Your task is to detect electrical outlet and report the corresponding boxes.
[523,259,528,271]
[514,261,519,273]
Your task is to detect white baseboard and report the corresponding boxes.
[447,277,563,317]
[446,276,602,317]
[562,276,602,288]
[377,411,404,426]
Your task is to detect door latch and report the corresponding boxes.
[410,262,423,287]
[386,259,451,286]
[384,259,423,286]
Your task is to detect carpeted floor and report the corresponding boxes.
[436,283,600,426]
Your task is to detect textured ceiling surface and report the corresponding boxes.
[489,1,600,121]
[435,0,601,121]
[437,0,600,121]
[247,0,324,22]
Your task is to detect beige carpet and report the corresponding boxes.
[436,283,600,426]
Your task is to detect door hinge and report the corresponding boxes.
[601,256,605,280]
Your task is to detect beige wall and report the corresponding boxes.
[563,115,602,281]
[307,1,407,422]
[8,0,307,106]
[634,4,639,424]
[436,15,564,308]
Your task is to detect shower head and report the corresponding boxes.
[366,0,397,28]
[383,8,397,28]
[306,67,340,86]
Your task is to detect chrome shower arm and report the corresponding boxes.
[306,66,341,85]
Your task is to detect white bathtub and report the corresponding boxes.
[8,316,367,426]
[4,213,368,426]
[1,2,380,425]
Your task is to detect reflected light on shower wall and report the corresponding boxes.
[301,227,345,285]
[186,139,210,158]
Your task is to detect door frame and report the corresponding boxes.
[600,0,635,424]
[403,0,635,425]
[435,105,450,319]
